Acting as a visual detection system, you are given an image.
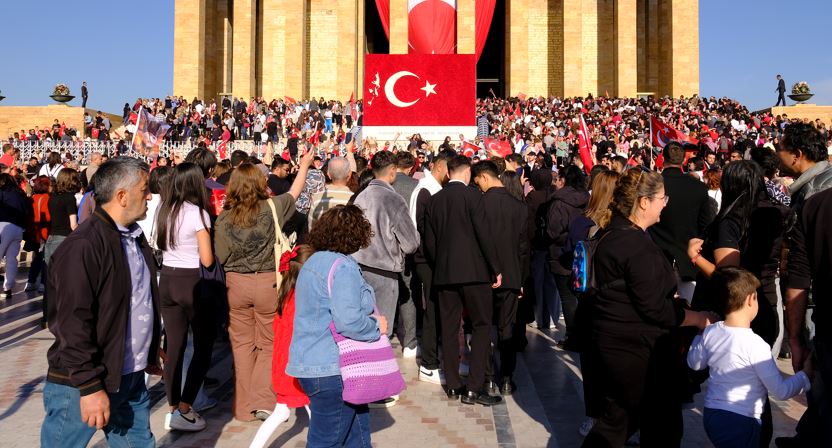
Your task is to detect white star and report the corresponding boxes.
[421,80,437,98]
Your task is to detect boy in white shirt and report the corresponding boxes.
[688,266,813,448]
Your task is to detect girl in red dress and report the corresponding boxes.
[249,245,313,448]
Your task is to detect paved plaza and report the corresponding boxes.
[0,268,807,448]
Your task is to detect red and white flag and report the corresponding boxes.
[650,115,698,148]
[461,140,479,158]
[363,54,475,127]
[408,0,456,55]
[349,91,358,121]
[483,137,512,158]
[578,115,594,174]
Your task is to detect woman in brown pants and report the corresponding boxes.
[214,150,313,421]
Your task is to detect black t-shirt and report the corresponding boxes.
[267,174,291,196]
[48,192,78,236]
[692,199,789,345]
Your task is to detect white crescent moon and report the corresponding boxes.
[385,71,420,108]
[656,129,668,148]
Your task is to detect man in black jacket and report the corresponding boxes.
[649,142,714,303]
[424,156,502,406]
[472,161,529,395]
[41,157,161,447]
[776,74,787,107]
[780,186,832,447]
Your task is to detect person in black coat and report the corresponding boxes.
[546,164,590,349]
[649,142,714,303]
[582,167,715,448]
[775,74,787,107]
[472,161,529,395]
[424,156,502,407]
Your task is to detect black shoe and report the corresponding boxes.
[484,381,499,396]
[461,390,502,406]
[500,378,516,396]
[446,386,466,400]
[774,437,802,448]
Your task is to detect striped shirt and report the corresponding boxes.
[309,185,354,229]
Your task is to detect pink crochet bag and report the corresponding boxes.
[327,257,406,405]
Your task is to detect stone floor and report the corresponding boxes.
[0,269,806,447]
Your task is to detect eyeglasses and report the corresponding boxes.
[652,195,670,205]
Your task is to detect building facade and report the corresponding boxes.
[173,0,698,102]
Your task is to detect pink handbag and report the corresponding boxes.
[327,257,406,405]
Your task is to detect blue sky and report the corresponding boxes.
[0,0,829,114]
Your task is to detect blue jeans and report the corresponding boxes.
[41,371,154,448]
[531,249,559,328]
[703,407,761,448]
[298,376,371,448]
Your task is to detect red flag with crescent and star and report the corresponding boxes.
[483,137,512,158]
[363,54,475,127]
[461,140,479,158]
[650,116,698,148]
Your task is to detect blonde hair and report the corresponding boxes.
[610,167,663,219]
[585,170,620,228]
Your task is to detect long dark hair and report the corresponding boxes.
[155,162,209,251]
[713,160,765,237]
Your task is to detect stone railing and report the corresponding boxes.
[11,140,278,164]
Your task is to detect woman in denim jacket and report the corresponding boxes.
[287,205,387,448]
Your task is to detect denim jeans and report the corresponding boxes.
[531,249,559,328]
[41,371,154,448]
[0,222,23,292]
[298,375,371,448]
[703,407,761,448]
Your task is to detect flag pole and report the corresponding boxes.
[131,106,142,155]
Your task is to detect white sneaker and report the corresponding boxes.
[578,417,597,437]
[418,366,446,385]
[402,346,418,359]
[459,363,469,377]
[164,412,172,430]
[368,395,399,409]
[169,408,206,432]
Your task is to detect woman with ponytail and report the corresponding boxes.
[582,167,716,447]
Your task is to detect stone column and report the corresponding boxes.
[173,0,206,99]
[658,0,699,97]
[260,0,307,100]
[232,0,257,99]
[615,0,638,97]
[561,0,584,97]
[457,0,476,54]
[389,0,408,54]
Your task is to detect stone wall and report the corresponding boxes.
[174,0,700,101]
[0,105,121,139]
[770,104,832,127]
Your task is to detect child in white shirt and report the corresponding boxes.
[688,266,813,448]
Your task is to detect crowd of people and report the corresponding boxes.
[1,93,831,448]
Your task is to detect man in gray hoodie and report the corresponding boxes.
[353,151,420,351]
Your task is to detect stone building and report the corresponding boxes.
[173,0,698,102]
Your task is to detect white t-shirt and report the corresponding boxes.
[687,322,811,419]
[136,194,162,249]
[161,202,210,268]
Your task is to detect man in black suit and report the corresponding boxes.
[424,156,502,407]
[649,142,715,303]
[776,74,787,107]
[81,81,88,108]
[472,161,529,396]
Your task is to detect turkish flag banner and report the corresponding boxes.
[484,137,512,158]
[650,115,698,148]
[363,54,476,127]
